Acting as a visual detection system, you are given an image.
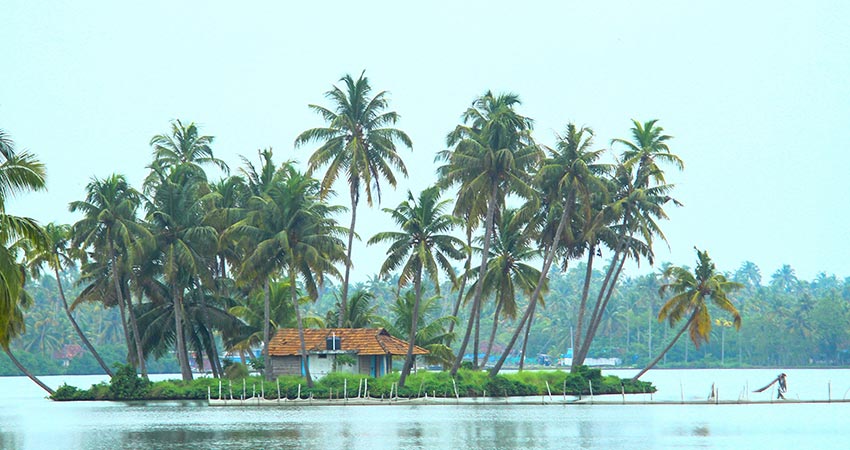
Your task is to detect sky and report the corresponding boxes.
[2,1,849,284]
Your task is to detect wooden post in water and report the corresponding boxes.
[344,378,347,402]
[242,379,246,401]
[261,381,264,399]
[297,383,301,400]
[357,379,362,399]
[207,386,211,401]
[680,381,684,404]
[365,378,368,398]
[218,380,222,400]
[277,379,280,403]
[546,381,552,401]
[621,384,625,404]
[229,380,233,400]
[588,380,594,403]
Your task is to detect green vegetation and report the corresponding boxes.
[51,366,654,401]
[2,73,849,404]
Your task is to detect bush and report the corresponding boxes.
[109,363,151,400]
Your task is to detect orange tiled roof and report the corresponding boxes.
[267,328,429,356]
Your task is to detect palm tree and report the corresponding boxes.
[145,119,228,190]
[612,119,683,187]
[70,174,148,375]
[632,248,742,380]
[144,165,218,381]
[438,91,542,375]
[25,223,114,376]
[466,208,542,369]
[0,130,53,394]
[368,186,465,386]
[233,164,346,386]
[377,291,457,368]
[295,71,412,328]
[325,289,378,329]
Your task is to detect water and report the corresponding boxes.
[2,369,850,449]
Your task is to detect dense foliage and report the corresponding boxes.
[51,366,653,401]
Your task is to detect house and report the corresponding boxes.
[267,328,428,380]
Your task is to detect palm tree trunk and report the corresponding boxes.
[451,184,498,375]
[196,282,222,378]
[399,267,422,387]
[108,242,144,376]
[126,293,147,378]
[571,245,595,371]
[479,301,502,369]
[173,283,193,381]
[3,347,54,395]
[338,187,358,327]
[632,312,697,381]
[263,278,271,381]
[576,252,627,366]
[490,203,573,376]
[291,266,313,387]
[518,297,538,372]
[473,298,481,368]
[448,228,473,337]
[54,267,113,377]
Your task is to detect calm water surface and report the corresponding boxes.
[2,369,850,449]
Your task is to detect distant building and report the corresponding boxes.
[267,328,428,380]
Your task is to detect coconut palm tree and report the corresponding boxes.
[368,186,465,386]
[465,208,542,369]
[632,248,742,380]
[0,130,52,394]
[377,290,457,368]
[145,119,228,190]
[295,72,412,327]
[325,289,379,329]
[70,174,148,375]
[143,165,218,381]
[612,119,683,187]
[438,91,542,375]
[233,164,346,386]
[25,223,114,376]
[489,123,606,375]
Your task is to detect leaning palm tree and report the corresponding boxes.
[295,71,412,327]
[466,208,542,369]
[0,130,52,394]
[489,123,607,375]
[25,223,114,376]
[368,186,465,386]
[439,91,542,375]
[377,291,457,368]
[631,248,742,381]
[70,174,149,375]
[325,289,379,329]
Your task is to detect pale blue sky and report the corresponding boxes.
[2,1,848,283]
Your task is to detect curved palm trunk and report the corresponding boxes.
[126,293,147,378]
[291,266,313,387]
[574,250,627,368]
[479,301,502,369]
[632,311,697,381]
[173,284,193,381]
[448,228,474,337]
[338,187,358,327]
[109,242,145,376]
[518,296,538,372]
[490,202,573,376]
[196,282,222,378]
[3,347,54,395]
[54,267,113,377]
[570,246,595,371]
[451,184,499,375]
[399,267,422,387]
[263,278,271,381]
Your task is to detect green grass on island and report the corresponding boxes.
[51,364,654,401]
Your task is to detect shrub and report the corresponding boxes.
[109,363,151,400]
